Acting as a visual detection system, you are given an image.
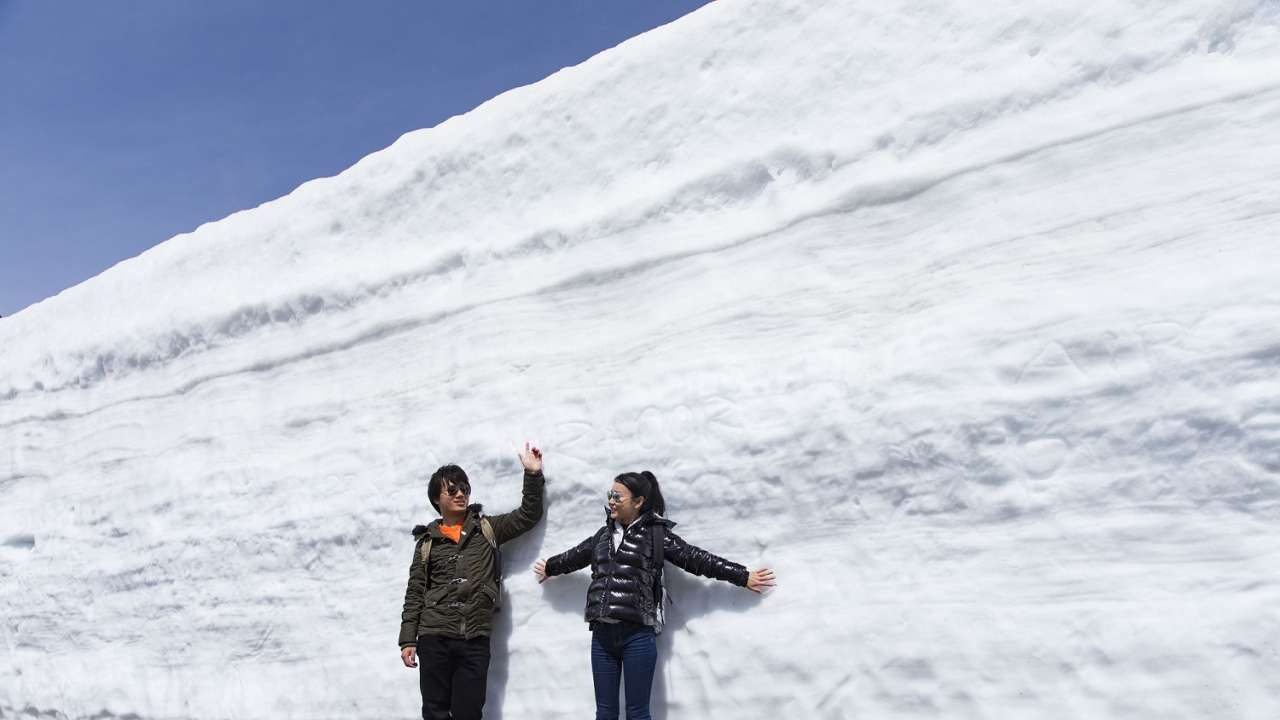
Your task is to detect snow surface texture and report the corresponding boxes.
[3,0,1280,717]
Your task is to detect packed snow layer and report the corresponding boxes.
[3,0,1280,717]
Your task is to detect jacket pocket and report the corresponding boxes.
[423,584,450,606]
[478,581,500,607]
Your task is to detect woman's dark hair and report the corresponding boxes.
[615,470,665,517]
[428,464,470,513]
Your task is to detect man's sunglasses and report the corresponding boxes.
[444,483,471,498]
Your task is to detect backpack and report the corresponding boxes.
[417,515,504,610]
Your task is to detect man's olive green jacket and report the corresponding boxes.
[398,470,544,646]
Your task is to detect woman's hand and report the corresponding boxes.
[518,442,543,473]
[533,559,548,584]
[401,646,418,668]
[746,568,776,594]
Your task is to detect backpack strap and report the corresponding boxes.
[651,523,667,624]
[651,524,665,574]
[479,516,499,551]
[418,534,434,591]
[479,515,503,610]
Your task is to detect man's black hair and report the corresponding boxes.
[428,464,471,513]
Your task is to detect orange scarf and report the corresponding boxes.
[439,523,462,543]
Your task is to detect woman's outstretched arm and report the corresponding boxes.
[665,531,776,592]
[535,530,599,582]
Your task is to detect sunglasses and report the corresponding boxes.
[444,483,471,498]
[606,490,633,503]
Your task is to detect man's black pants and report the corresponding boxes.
[418,634,491,720]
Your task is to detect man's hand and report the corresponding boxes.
[533,559,548,584]
[746,568,776,594]
[518,442,543,473]
[401,645,418,668]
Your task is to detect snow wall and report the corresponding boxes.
[3,0,1280,718]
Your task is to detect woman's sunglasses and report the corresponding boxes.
[606,490,632,503]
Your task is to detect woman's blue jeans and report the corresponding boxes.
[590,621,657,720]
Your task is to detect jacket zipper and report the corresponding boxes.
[599,523,618,617]
[459,527,470,637]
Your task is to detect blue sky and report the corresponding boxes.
[0,0,709,317]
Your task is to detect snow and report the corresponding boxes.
[3,0,1280,717]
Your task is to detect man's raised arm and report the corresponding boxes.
[488,443,545,543]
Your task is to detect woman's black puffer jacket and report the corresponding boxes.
[545,511,749,630]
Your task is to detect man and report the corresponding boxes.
[399,443,545,720]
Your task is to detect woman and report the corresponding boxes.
[533,470,775,720]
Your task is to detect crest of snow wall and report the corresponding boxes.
[3,0,1280,717]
